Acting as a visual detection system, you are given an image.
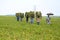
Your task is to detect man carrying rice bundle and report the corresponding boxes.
[36,11,42,25]
[30,11,35,24]
[16,13,20,21]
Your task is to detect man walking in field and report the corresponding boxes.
[36,11,42,25]
[36,16,40,25]
[30,11,34,24]
[25,12,29,23]
[46,13,54,24]
[46,15,50,24]
[16,13,20,21]
[20,13,24,21]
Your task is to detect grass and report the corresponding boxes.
[0,16,60,40]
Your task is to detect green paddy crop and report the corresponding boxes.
[0,16,60,40]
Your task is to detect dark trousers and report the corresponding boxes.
[37,22,40,25]
[17,16,19,21]
[26,17,28,22]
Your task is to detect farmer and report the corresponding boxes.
[36,11,42,25]
[46,15,50,24]
[25,12,29,23]
[20,13,24,21]
[36,16,40,25]
[30,11,34,24]
[16,13,20,21]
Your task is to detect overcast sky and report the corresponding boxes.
[0,0,60,16]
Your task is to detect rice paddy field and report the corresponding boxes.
[0,16,60,40]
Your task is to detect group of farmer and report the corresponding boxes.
[16,11,51,25]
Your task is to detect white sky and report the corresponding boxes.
[0,0,60,16]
